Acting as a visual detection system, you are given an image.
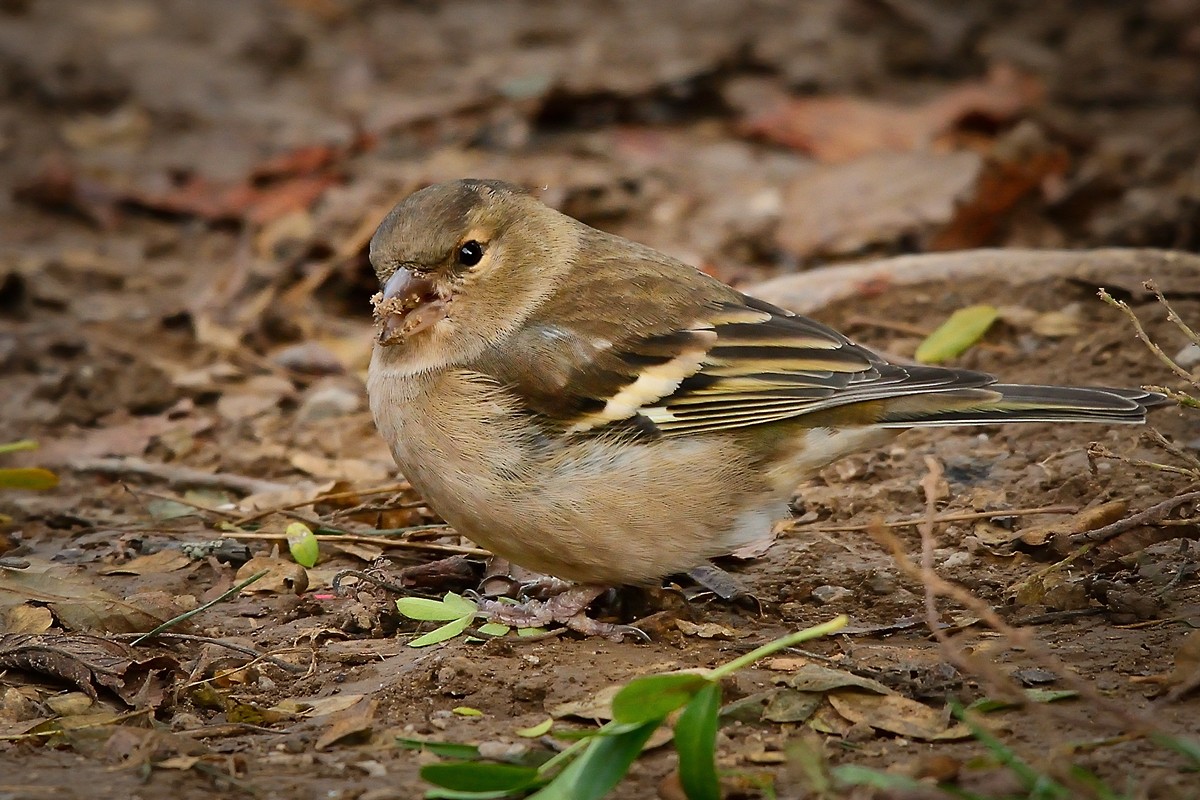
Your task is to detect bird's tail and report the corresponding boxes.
[873,385,1168,428]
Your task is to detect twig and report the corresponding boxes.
[0,708,152,741]
[1098,289,1198,387]
[221,530,490,556]
[131,569,268,645]
[795,505,1077,534]
[1070,490,1200,544]
[110,632,306,674]
[71,457,290,496]
[1144,280,1200,347]
[1143,428,1200,474]
[1088,443,1200,481]
[232,482,414,526]
[870,464,1157,739]
[132,488,241,519]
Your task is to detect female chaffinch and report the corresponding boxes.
[366,179,1163,637]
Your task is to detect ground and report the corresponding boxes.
[1,1,1199,799]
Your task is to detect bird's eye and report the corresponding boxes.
[457,240,484,267]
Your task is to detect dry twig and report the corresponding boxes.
[72,457,290,495]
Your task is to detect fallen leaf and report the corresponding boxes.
[273,694,367,717]
[100,550,193,576]
[0,567,181,633]
[777,151,983,257]
[762,689,823,723]
[0,633,177,705]
[0,468,59,491]
[784,664,894,695]
[289,452,391,484]
[929,122,1069,250]
[915,305,999,363]
[234,557,309,595]
[675,620,738,639]
[743,64,1043,162]
[315,697,378,750]
[4,604,54,634]
[828,690,967,740]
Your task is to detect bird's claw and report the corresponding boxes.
[473,586,648,642]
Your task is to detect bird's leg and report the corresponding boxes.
[472,584,649,642]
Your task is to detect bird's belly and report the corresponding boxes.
[367,367,780,584]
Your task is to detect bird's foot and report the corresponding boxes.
[473,585,649,643]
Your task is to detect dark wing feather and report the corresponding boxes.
[485,242,995,437]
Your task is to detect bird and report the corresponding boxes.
[366,178,1165,638]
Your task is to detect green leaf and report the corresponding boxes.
[0,467,59,490]
[675,683,721,800]
[516,718,554,738]
[915,304,999,364]
[530,720,662,800]
[286,522,320,567]
[516,627,547,637]
[611,674,710,724]
[453,706,483,717]
[1152,733,1200,769]
[421,762,541,794]
[0,440,38,455]
[396,737,480,760]
[970,688,1080,713]
[398,592,479,621]
[476,622,511,637]
[425,790,521,800]
[409,615,474,647]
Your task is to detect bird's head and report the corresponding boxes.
[368,179,578,371]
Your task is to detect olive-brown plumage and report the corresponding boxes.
[366,179,1163,586]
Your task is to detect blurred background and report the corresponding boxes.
[4,0,1197,426]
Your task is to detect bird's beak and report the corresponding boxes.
[373,267,448,345]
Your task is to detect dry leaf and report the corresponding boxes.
[675,620,739,639]
[4,604,55,634]
[289,452,391,484]
[100,549,192,576]
[778,151,983,257]
[234,557,309,595]
[762,689,823,723]
[273,694,367,717]
[315,697,378,750]
[0,633,177,705]
[744,64,1043,162]
[0,567,180,633]
[785,664,894,695]
[828,690,967,740]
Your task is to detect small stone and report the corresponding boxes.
[939,551,974,570]
[1174,343,1200,370]
[273,341,345,374]
[298,381,363,421]
[811,585,852,604]
[477,741,529,761]
[865,571,897,594]
[845,721,876,742]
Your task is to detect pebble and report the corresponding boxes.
[298,381,363,421]
[939,551,974,570]
[865,570,898,594]
[477,741,529,761]
[1174,343,1200,370]
[811,584,853,604]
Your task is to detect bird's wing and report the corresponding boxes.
[487,277,997,437]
